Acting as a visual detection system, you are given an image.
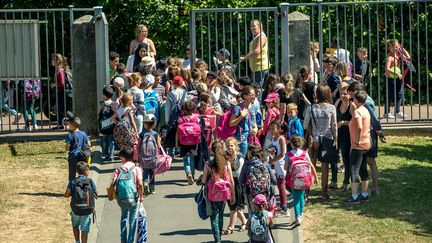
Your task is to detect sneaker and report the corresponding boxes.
[12,113,22,125]
[395,112,406,118]
[358,194,369,202]
[149,186,155,194]
[383,113,395,119]
[295,216,302,225]
[143,183,150,195]
[187,174,194,185]
[344,195,360,205]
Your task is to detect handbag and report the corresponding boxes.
[318,135,340,164]
[194,186,209,220]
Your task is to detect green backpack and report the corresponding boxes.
[116,166,137,205]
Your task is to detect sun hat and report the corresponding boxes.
[264,92,280,103]
[252,194,267,205]
[140,56,155,67]
[113,76,125,88]
[339,82,349,90]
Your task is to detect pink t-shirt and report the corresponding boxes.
[112,161,143,185]
[349,106,371,150]
[263,107,280,135]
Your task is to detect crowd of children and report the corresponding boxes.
[61,21,409,242]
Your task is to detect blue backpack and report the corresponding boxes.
[167,91,186,129]
[116,166,137,206]
[248,211,270,242]
[144,90,159,121]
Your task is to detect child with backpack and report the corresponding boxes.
[266,120,289,216]
[239,143,276,212]
[66,117,91,182]
[223,137,248,235]
[22,79,41,131]
[143,74,160,123]
[99,86,116,161]
[247,194,274,243]
[201,141,235,243]
[286,103,304,140]
[176,100,201,185]
[285,135,318,225]
[112,93,138,153]
[64,161,97,243]
[139,114,161,195]
[108,150,143,243]
[262,92,280,137]
[127,73,145,134]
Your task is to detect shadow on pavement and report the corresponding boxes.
[160,229,212,236]
[164,193,196,199]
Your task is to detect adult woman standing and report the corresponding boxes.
[345,91,371,204]
[129,24,157,57]
[303,85,337,198]
[229,86,258,157]
[126,43,149,73]
[240,20,269,87]
[334,82,356,191]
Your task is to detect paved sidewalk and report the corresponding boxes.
[88,145,302,243]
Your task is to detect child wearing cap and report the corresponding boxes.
[143,74,160,124]
[263,92,280,136]
[247,194,274,243]
[65,116,91,181]
[140,114,161,194]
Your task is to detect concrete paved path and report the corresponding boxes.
[88,145,301,243]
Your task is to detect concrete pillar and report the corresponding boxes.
[280,5,310,75]
[72,15,99,136]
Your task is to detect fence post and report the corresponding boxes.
[280,3,289,75]
[318,0,323,78]
[189,10,196,66]
[94,6,109,105]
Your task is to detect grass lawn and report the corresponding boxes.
[0,141,72,243]
[303,136,432,243]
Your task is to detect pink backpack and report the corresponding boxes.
[178,115,202,146]
[207,172,231,202]
[286,150,313,190]
[216,108,237,140]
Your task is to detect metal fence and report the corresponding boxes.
[0,7,98,133]
[189,0,432,123]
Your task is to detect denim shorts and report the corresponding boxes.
[71,211,92,233]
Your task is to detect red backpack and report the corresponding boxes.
[286,150,313,190]
[178,115,201,146]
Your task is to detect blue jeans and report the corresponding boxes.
[253,69,269,88]
[102,134,115,158]
[143,169,155,186]
[183,154,195,176]
[1,96,18,117]
[238,140,248,158]
[385,78,403,114]
[23,100,37,126]
[292,189,305,218]
[118,200,139,243]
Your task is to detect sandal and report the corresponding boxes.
[222,227,235,235]
[238,224,247,232]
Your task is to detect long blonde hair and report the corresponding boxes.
[210,141,228,179]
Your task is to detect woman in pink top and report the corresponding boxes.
[346,91,371,204]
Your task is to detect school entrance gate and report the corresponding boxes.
[189,0,432,124]
[0,6,109,135]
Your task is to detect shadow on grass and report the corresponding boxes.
[18,192,64,197]
[8,144,64,157]
[380,142,432,164]
[310,163,432,237]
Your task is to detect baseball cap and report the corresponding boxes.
[144,114,156,122]
[186,44,191,50]
[274,83,285,92]
[252,194,267,205]
[145,74,155,86]
[113,76,125,88]
[173,76,184,86]
[264,92,279,103]
[215,48,230,58]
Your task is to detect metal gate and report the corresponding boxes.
[189,0,432,123]
[0,6,107,134]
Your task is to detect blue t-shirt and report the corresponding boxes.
[233,104,251,141]
[66,131,89,160]
[67,175,97,193]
